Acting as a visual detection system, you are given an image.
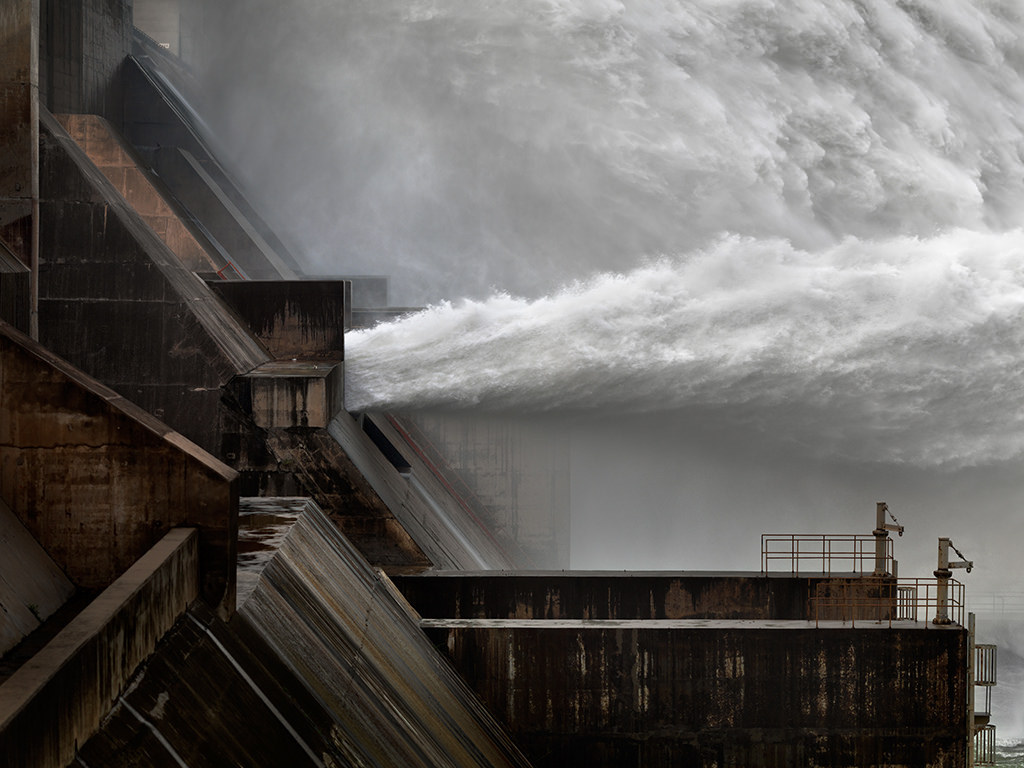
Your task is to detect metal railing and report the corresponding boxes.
[762,533,892,576]
[968,592,1024,618]
[975,643,997,687]
[973,724,996,766]
[808,577,966,628]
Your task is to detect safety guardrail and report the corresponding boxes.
[761,533,893,576]
[807,577,966,628]
[973,723,996,766]
[975,643,997,687]
[968,592,1024,617]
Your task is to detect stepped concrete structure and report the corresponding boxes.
[0,2,998,767]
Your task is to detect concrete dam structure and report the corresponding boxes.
[0,2,1001,766]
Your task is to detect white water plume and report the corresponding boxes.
[347,229,1024,466]
[198,0,1024,551]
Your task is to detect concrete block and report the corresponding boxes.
[425,619,969,767]
[239,360,343,429]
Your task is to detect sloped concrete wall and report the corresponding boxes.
[123,52,303,280]
[74,601,340,767]
[74,499,532,768]
[330,412,518,570]
[0,527,198,768]
[55,112,219,273]
[37,108,269,454]
[0,320,236,613]
[236,498,531,767]
[400,413,571,568]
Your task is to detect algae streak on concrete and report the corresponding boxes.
[425,618,968,767]
[0,528,198,768]
[0,497,74,656]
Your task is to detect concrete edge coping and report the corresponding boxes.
[244,360,343,378]
[0,319,236,483]
[419,617,965,631]
[0,527,199,728]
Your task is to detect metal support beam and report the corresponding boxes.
[933,537,972,625]
[872,501,903,577]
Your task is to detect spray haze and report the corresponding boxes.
[201,1,1024,737]
[201,0,1024,301]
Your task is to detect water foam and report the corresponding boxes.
[347,228,1024,466]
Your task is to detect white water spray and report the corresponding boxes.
[348,229,1024,467]
[202,0,1024,302]
[204,0,1024,743]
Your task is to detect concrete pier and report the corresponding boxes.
[0,527,198,768]
[402,572,970,767]
[0,319,237,615]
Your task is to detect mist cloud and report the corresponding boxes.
[196,0,1024,304]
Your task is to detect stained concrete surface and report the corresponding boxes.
[238,361,344,430]
[395,570,842,621]
[426,619,968,767]
[208,279,349,358]
[56,112,220,273]
[75,498,532,768]
[38,107,270,454]
[0,318,237,614]
[219,405,432,571]
[0,528,198,768]
[0,0,38,266]
[39,0,131,124]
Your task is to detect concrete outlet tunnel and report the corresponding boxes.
[0,2,1007,767]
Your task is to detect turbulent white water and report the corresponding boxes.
[204,0,1024,300]
[253,0,1024,469]
[200,0,1024,543]
[347,229,1024,466]
[204,0,1024,737]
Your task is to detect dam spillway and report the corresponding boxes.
[0,1,1012,766]
[72,498,531,767]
